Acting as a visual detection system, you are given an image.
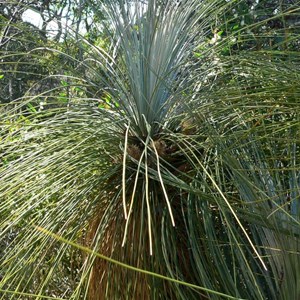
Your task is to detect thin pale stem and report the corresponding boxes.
[151,139,175,226]
[122,149,145,247]
[122,122,130,219]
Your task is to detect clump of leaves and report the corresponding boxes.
[1,1,300,299]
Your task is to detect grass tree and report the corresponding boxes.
[1,0,300,299]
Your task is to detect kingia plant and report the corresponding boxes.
[1,0,300,299]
